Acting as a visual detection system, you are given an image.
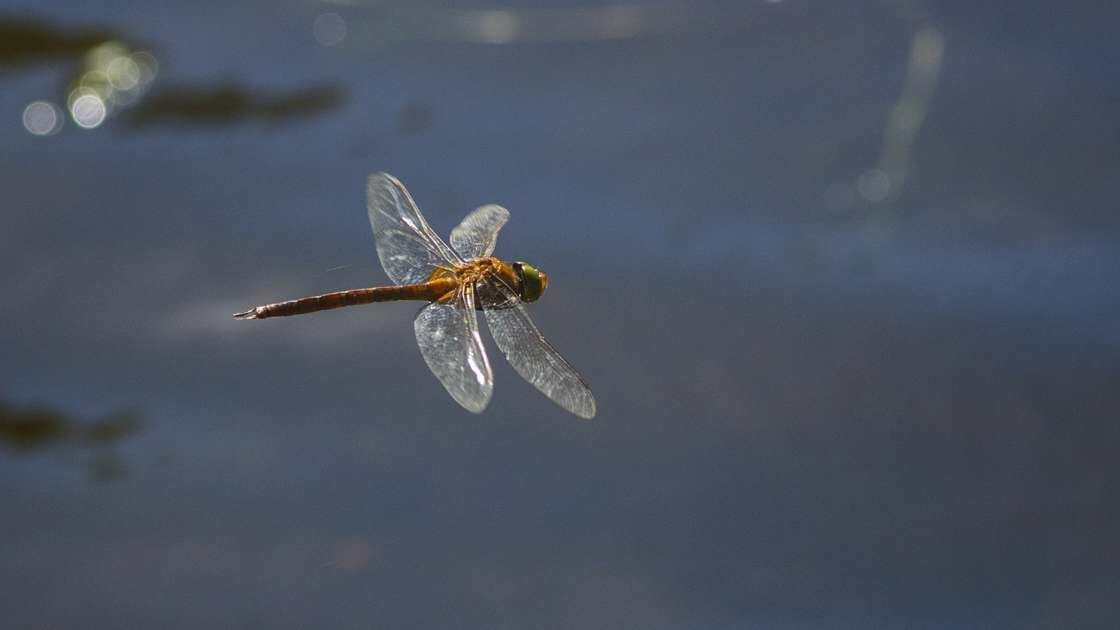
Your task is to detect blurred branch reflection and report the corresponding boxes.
[0,397,142,481]
[0,16,121,68]
[124,83,343,128]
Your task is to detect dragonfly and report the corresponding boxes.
[234,173,596,419]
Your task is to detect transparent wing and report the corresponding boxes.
[367,172,461,285]
[483,281,597,419]
[414,283,493,413]
[450,204,510,260]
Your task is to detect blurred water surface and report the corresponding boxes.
[1,1,1118,628]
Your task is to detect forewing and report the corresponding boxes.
[414,283,493,413]
[450,204,510,260]
[483,282,597,419]
[367,173,461,285]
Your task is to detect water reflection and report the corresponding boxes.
[326,1,757,45]
[4,1,1116,626]
[0,397,142,480]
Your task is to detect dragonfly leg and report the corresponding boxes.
[435,289,460,304]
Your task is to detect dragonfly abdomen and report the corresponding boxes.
[234,278,457,320]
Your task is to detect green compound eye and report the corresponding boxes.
[516,261,547,302]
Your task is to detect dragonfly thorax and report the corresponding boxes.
[433,257,547,305]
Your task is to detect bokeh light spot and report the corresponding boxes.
[79,70,113,99]
[107,56,142,90]
[86,41,128,68]
[857,169,892,202]
[22,101,62,136]
[132,51,159,84]
[478,10,519,44]
[70,93,108,129]
[600,7,642,39]
[313,12,348,47]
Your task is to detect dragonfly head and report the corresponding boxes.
[513,261,548,302]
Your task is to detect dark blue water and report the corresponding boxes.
[2,2,1118,628]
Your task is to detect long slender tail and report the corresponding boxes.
[234,283,445,320]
